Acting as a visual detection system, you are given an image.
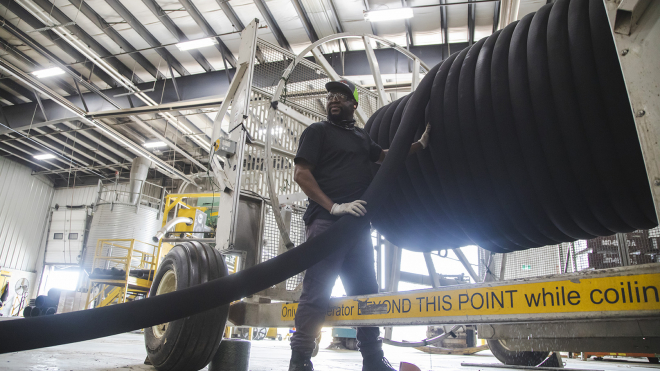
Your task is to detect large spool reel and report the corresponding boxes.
[264,0,658,253]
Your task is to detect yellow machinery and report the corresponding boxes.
[162,193,213,239]
[85,193,225,309]
[85,239,159,308]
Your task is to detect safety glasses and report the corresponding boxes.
[326,92,351,102]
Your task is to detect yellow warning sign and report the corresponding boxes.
[281,273,660,321]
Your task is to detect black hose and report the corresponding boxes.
[367,0,656,252]
[0,0,654,354]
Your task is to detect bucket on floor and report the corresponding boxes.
[208,339,251,371]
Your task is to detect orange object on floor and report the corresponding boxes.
[399,362,421,371]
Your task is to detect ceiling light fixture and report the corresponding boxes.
[31,67,65,78]
[364,8,414,22]
[34,153,56,160]
[176,38,217,51]
[143,140,167,148]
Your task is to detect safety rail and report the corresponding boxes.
[94,179,167,212]
[85,239,159,309]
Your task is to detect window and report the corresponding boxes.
[68,233,78,240]
[53,233,63,240]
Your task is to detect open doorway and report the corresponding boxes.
[38,266,81,296]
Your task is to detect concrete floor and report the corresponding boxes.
[1,332,659,371]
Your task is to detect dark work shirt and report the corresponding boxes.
[295,121,383,225]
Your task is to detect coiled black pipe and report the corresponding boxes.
[365,0,656,253]
[0,0,655,354]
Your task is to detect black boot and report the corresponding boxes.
[289,350,314,371]
[362,350,396,371]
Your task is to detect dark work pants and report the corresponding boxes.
[290,218,382,358]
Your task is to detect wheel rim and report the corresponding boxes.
[152,269,177,338]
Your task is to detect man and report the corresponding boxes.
[289,80,430,371]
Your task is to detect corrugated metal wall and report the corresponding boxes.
[0,157,54,271]
[51,185,98,207]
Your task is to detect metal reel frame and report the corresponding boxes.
[263,33,429,250]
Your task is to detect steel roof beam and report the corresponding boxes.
[0,14,119,101]
[290,0,320,43]
[440,0,448,56]
[0,78,36,102]
[0,142,63,175]
[0,38,77,95]
[326,0,350,51]
[0,55,196,181]
[11,128,108,169]
[3,132,101,176]
[216,0,245,31]
[56,122,135,162]
[27,127,121,174]
[139,0,215,72]
[103,0,189,77]
[0,139,64,170]
[1,41,469,127]
[176,0,237,67]
[492,0,501,33]
[401,0,414,47]
[0,18,207,167]
[0,121,126,167]
[0,85,26,105]
[1,0,119,88]
[468,0,476,45]
[362,0,383,48]
[29,0,144,84]
[252,0,292,51]
[42,125,127,165]
[0,143,58,172]
[66,0,165,80]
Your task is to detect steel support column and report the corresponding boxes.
[468,0,476,45]
[440,0,448,58]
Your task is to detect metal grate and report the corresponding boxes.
[254,39,379,125]
[239,89,320,202]
[628,228,659,265]
[479,226,660,281]
[479,244,563,281]
[261,204,307,291]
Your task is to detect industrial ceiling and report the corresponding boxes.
[0,0,545,187]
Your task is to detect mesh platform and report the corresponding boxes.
[253,39,380,125]
[479,226,660,281]
[261,204,307,291]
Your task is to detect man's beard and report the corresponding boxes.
[327,108,343,121]
[327,106,350,122]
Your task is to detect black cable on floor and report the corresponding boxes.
[0,0,655,355]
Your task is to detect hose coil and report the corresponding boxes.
[364,0,656,253]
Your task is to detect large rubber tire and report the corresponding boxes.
[144,242,229,371]
[487,339,550,366]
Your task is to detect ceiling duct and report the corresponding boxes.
[129,156,152,204]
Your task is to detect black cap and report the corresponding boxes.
[325,79,359,102]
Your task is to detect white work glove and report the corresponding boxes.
[417,123,431,149]
[330,200,367,217]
